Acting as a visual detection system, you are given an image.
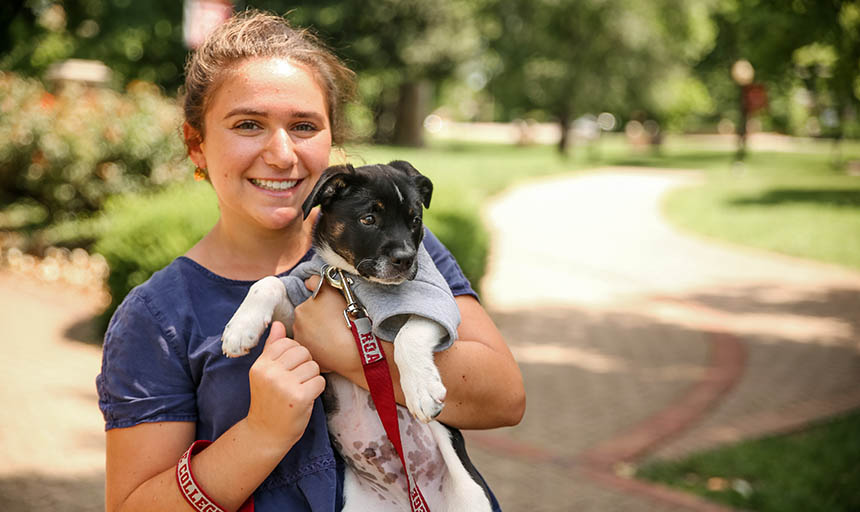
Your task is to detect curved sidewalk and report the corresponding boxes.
[467,168,860,511]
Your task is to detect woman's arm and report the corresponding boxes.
[105,323,326,512]
[292,279,525,430]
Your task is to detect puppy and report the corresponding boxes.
[221,161,492,512]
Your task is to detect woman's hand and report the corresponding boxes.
[245,321,326,450]
[106,324,326,512]
[291,275,360,375]
[293,276,525,430]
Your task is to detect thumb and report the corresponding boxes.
[304,275,322,292]
[262,321,287,352]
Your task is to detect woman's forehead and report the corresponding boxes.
[207,57,329,119]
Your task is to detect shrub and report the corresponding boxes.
[424,209,488,291]
[0,72,189,227]
[91,181,218,327]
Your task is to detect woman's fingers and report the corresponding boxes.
[291,359,322,383]
[260,321,294,358]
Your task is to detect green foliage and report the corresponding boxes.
[91,181,218,326]
[0,72,189,226]
[696,0,860,138]
[249,0,483,143]
[1,1,187,91]
[480,0,714,130]
[637,410,860,511]
[424,210,489,293]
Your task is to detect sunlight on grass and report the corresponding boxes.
[661,159,860,270]
[636,411,860,512]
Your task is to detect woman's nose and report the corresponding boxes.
[262,128,298,170]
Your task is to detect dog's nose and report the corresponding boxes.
[389,250,415,272]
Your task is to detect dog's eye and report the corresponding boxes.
[360,215,376,226]
[411,216,421,229]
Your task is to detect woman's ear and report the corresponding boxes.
[183,122,207,170]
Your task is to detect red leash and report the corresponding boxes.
[322,266,431,512]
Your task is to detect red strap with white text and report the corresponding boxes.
[176,440,255,512]
[349,315,431,512]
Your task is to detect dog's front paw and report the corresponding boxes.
[221,309,270,357]
[400,365,447,423]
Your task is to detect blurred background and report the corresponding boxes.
[1,1,859,511]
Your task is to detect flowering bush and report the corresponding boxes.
[0,72,190,226]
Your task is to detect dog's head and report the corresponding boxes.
[302,160,433,284]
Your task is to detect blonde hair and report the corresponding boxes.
[182,9,355,145]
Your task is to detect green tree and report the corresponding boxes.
[2,1,483,146]
[696,0,860,142]
[248,0,482,146]
[480,0,714,153]
[1,0,187,93]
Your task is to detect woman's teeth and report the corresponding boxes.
[250,179,297,191]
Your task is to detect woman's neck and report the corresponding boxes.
[186,211,318,281]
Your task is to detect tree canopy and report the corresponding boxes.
[1,0,857,146]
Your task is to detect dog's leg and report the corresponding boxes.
[221,276,294,357]
[429,422,493,512]
[394,315,448,423]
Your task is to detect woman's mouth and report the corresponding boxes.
[249,178,298,192]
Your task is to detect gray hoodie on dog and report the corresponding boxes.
[279,243,460,350]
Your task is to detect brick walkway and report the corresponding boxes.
[2,167,859,511]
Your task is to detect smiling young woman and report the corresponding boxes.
[98,9,524,512]
[183,57,334,279]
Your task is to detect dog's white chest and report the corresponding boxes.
[325,374,449,509]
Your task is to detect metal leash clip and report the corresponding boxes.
[315,264,368,327]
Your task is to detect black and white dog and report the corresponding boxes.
[221,161,492,512]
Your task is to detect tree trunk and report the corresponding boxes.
[557,112,571,155]
[393,81,429,147]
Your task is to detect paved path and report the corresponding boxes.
[0,272,106,511]
[466,168,860,511]
[2,167,860,511]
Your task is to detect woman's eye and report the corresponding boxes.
[294,122,317,133]
[234,120,261,131]
[360,215,376,226]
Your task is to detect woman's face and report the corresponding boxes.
[188,57,332,232]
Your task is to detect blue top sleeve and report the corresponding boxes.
[96,289,197,429]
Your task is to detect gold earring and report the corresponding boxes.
[194,167,207,181]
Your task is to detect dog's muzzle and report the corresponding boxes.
[357,252,418,283]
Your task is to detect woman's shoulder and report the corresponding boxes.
[107,258,195,339]
[111,257,230,334]
[124,257,198,309]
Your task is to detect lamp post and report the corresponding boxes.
[731,59,755,161]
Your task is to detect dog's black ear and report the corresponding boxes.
[302,164,356,219]
[387,160,433,209]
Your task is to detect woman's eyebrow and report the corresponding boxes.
[224,107,266,119]
[223,108,324,120]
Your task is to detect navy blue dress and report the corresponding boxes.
[96,230,499,511]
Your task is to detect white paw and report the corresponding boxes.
[400,364,447,423]
[221,308,271,357]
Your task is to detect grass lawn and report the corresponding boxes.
[596,137,860,271]
[636,410,860,511]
